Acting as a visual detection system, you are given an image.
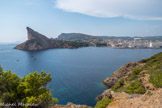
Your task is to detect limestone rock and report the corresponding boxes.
[102,62,143,87]
[15,27,89,50]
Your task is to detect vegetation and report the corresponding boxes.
[0,66,58,108]
[127,67,143,81]
[67,41,89,48]
[111,78,124,92]
[149,70,162,88]
[139,52,162,88]
[111,52,162,94]
[132,67,143,75]
[124,80,146,94]
[94,97,111,108]
[96,43,107,47]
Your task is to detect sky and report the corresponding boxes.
[0,0,162,43]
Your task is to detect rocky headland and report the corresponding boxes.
[96,52,162,108]
[102,62,144,87]
[48,52,162,108]
[15,27,89,50]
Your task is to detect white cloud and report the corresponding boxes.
[55,0,162,20]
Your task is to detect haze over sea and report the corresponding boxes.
[0,44,161,106]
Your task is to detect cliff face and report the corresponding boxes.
[15,27,89,50]
[102,62,144,87]
[97,52,162,108]
[15,27,52,50]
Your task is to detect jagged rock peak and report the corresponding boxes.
[26,27,49,40]
[15,27,89,50]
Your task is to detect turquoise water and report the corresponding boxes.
[0,44,161,106]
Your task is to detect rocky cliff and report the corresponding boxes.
[102,62,144,87]
[15,27,89,50]
[97,52,162,108]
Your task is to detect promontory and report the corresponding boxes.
[15,27,89,50]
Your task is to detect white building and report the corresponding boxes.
[150,42,162,48]
[134,37,142,45]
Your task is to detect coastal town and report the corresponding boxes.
[99,37,162,49]
[58,34,162,49]
[74,37,162,49]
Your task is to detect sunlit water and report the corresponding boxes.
[0,44,161,106]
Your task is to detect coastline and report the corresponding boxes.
[96,52,162,108]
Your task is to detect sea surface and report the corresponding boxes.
[0,44,161,106]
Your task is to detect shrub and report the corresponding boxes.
[0,66,58,107]
[124,80,146,94]
[94,97,111,108]
[128,74,136,81]
[149,70,162,88]
[133,67,142,75]
[111,78,124,92]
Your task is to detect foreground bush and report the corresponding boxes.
[139,52,162,88]
[0,66,58,108]
[149,70,162,88]
[94,97,111,108]
[124,80,146,94]
[111,78,124,92]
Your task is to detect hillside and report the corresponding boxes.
[96,52,162,108]
[57,33,162,41]
[58,33,95,41]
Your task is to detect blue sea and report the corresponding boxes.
[0,44,161,107]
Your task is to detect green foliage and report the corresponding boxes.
[111,78,124,92]
[127,74,136,81]
[0,69,21,103]
[114,52,162,94]
[133,67,142,75]
[149,70,162,88]
[127,67,143,81]
[96,43,107,47]
[68,41,89,47]
[0,65,3,73]
[138,52,162,88]
[94,97,111,108]
[124,80,146,94]
[139,52,162,63]
[0,66,58,107]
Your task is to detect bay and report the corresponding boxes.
[0,44,161,106]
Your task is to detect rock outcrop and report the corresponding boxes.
[102,62,144,87]
[97,89,113,100]
[15,27,52,50]
[15,27,89,50]
[107,88,162,108]
[98,52,162,108]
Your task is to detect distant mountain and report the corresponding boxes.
[58,33,162,41]
[58,33,95,40]
[142,36,162,41]
[15,27,89,50]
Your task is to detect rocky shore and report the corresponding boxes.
[97,52,162,108]
[102,62,144,87]
[50,58,162,108]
